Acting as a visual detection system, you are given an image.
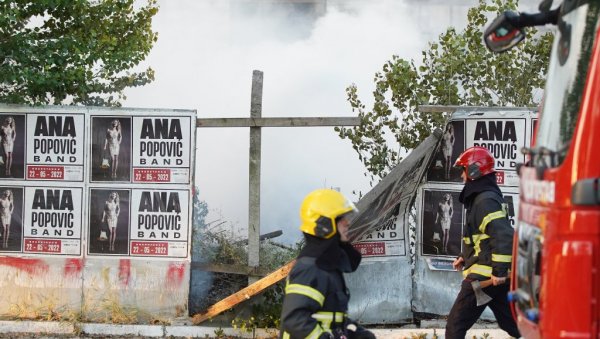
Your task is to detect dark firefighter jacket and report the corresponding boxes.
[279,234,361,339]
[459,173,513,280]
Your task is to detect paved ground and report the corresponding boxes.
[0,320,517,338]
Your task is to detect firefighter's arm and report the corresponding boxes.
[454,243,468,270]
[477,199,513,278]
[341,242,362,272]
[454,232,471,270]
[452,256,465,271]
[280,265,330,339]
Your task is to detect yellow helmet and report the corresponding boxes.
[299,189,358,239]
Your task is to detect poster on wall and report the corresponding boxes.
[129,188,190,258]
[353,204,406,258]
[0,106,196,259]
[89,117,132,182]
[131,116,192,184]
[0,114,26,180]
[26,113,85,181]
[23,187,83,255]
[422,190,518,271]
[466,118,527,186]
[87,189,131,255]
[421,189,463,258]
[0,187,24,252]
[426,120,465,183]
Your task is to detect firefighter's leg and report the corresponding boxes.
[488,284,521,338]
[445,279,487,339]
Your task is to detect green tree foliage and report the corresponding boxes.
[0,0,158,106]
[336,0,552,183]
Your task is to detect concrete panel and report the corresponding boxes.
[81,323,164,336]
[0,320,74,335]
[0,257,83,320]
[82,258,189,324]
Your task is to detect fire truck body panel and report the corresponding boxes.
[503,1,600,337]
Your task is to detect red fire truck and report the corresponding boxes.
[484,1,600,338]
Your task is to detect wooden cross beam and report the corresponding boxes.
[197,116,361,127]
[196,70,360,284]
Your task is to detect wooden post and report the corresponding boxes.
[248,70,263,284]
[195,70,361,287]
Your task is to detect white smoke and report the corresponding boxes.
[125,0,459,244]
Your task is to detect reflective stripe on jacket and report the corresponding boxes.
[279,256,349,339]
[461,190,514,279]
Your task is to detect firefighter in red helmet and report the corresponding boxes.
[445,147,520,339]
[279,189,375,339]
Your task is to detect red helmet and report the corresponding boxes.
[454,146,495,180]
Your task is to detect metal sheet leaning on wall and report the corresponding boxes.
[346,130,440,324]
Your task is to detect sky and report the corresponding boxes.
[123,0,467,244]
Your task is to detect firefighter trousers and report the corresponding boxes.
[445,279,521,339]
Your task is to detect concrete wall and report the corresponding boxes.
[0,257,189,324]
[0,104,195,325]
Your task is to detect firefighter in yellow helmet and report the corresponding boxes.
[279,189,376,339]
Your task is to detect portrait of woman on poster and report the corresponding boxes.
[103,119,122,179]
[0,117,16,177]
[422,190,462,257]
[0,189,14,249]
[102,192,120,252]
[426,121,465,183]
[441,123,455,180]
[435,193,454,255]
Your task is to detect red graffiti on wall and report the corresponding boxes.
[166,262,185,287]
[0,257,49,275]
[64,258,84,278]
[119,259,131,286]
